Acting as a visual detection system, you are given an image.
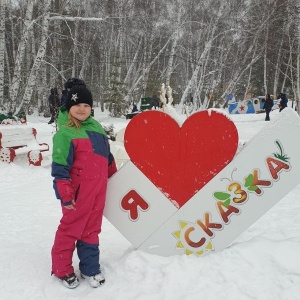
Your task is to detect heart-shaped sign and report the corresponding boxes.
[105,109,300,256]
[124,110,238,207]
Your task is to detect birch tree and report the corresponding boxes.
[9,0,34,112]
[0,0,297,115]
[273,31,285,96]
[296,0,300,114]
[0,0,6,106]
[180,0,227,107]
[15,0,51,114]
[165,0,183,87]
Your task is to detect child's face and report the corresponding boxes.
[69,103,91,121]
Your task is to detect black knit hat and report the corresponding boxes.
[64,77,86,91]
[66,84,93,111]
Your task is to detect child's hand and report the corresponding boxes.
[64,200,76,209]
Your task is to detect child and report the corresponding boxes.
[51,83,117,289]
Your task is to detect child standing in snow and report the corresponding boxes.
[51,82,117,289]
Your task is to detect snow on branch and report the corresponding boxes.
[49,14,116,22]
[49,16,106,22]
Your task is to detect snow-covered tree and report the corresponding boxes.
[0,0,6,107]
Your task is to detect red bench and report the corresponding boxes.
[0,125,49,166]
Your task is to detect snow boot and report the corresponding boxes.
[81,272,105,288]
[55,273,80,289]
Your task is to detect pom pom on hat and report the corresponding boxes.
[66,85,93,111]
[64,77,86,91]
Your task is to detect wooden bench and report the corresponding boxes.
[0,125,49,166]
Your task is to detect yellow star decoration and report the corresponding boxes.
[173,221,213,256]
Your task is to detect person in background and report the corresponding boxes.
[60,89,68,107]
[51,83,117,289]
[150,93,159,109]
[263,93,274,121]
[131,103,138,113]
[48,87,60,124]
[278,93,288,112]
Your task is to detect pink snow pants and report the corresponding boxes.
[51,178,107,278]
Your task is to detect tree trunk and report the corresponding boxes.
[180,1,226,107]
[165,1,182,87]
[15,0,51,114]
[0,0,6,106]
[141,33,154,96]
[72,20,79,78]
[273,32,284,96]
[296,2,300,114]
[244,44,258,100]
[263,28,268,95]
[125,35,173,102]
[9,0,34,112]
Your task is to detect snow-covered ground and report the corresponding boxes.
[0,107,299,300]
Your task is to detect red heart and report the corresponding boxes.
[124,110,238,208]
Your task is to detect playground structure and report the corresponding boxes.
[228,96,279,114]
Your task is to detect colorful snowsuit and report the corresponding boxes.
[51,109,117,278]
